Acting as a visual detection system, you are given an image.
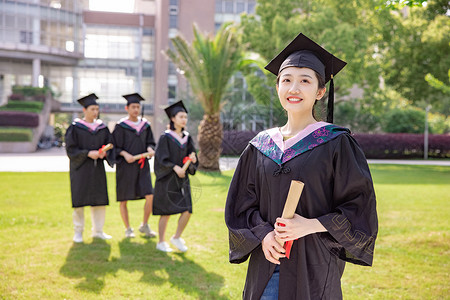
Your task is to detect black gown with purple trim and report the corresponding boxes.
[153,130,198,215]
[65,119,113,208]
[112,118,156,201]
[225,123,378,300]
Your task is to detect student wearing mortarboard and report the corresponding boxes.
[225,33,378,299]
[152,100,198,252]
[112,93,157,238]
[65,93,113,243]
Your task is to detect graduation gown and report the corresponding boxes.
[65,118,113,208]
[153,130,198,215]
[112,117,155,201]
[225,122,378,300]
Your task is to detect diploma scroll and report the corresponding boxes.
[276,180,304,259]
[181,156,192,173]
[133,152,153,169]
[132,152,152,160]
[99,143,113,154]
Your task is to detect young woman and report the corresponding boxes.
[225,33,378,299]
[112,93,156,238]
[65,93,113,243]
[153,101,198,252]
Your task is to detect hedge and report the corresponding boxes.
[221,130,450,159]
[0,127,33,142]
[353,133,450,159]
[0,100,44,113]
[0,111,40,128]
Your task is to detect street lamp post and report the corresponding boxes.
[424,105,431,160]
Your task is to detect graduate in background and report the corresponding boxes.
[225,33,378,299]
[153,101,198,252]
[112,93,157,238]
[65,93,113,243]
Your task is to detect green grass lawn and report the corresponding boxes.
[0,165,449,299]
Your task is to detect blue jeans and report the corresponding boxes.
[260,265,280,300]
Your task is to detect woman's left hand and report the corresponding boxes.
[274,214,326,241]
[189,152,197,164]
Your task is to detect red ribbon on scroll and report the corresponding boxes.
[138,154,146,169]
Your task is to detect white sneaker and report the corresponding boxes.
[139,224,157,237]
[125,228,135,238]
[92,232,112,240]
[170,237,188,252]
[156,242,173,252]
[73,232,83,243]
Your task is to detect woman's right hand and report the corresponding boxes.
[261,231,286,264]
[173,165,186,178]
[88,150,99,160]
[123,152,135,164]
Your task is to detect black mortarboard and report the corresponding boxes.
[265,33,347,123]
[122,93,144,105]
[122,93,145,118]
[77,93,99,108]
[164,100,188,119]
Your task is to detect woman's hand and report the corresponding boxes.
[173,165,186,178]
[122,151,135,164]
[98,150,106,159]
[189,152,197,164]
[88,150,100,160]
[275,214,327,242]
[261,231,286,264]
[147,147,155,158]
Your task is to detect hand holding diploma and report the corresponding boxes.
[98,143,113,159]
[131,149,154,169]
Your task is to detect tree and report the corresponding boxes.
[377,4,450,115]
[166,23,247,172]
[238,0,384,126]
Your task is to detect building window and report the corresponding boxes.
[248,1,256,13]
[236,2,245,13]
[215,0,223,13]
[20,31,33,44]
[168,84,176,100]
[224,0,233,13]
[169,15,178,28]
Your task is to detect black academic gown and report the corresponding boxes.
[153,130,198,215]
[225,124,378,300]
[65,119,113,208]
[112,118,155,201]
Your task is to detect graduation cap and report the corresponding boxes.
[122,93,145,118]
[264,33,347,123]
[77,93,99,108]
[164,100,188,120]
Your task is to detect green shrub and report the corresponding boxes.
[0,127,33,142]
[0,100,44,113]
[11,85,49,97]
[382,108,426,133]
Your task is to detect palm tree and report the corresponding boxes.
[166,23,246,172]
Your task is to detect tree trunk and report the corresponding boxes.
[197,113,223,172]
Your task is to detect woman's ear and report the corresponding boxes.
[316,87,326,100]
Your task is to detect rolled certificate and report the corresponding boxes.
[181,156,192,172]
[132,152,152,160]
[276,180,305,259]
[99,143,113,154]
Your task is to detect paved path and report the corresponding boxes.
[0,147,448,172]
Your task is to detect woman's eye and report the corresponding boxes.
[282,78,290,83]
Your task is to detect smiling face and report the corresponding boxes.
[276,67,326,117]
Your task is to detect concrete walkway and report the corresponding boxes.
[0,147,448,172]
